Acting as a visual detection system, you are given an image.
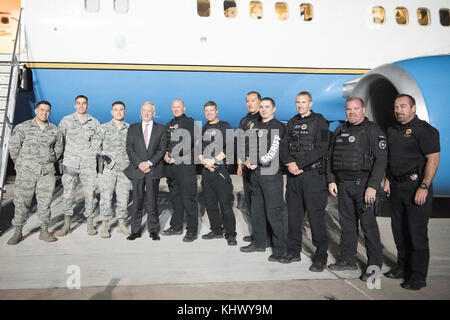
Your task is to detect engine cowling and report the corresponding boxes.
[344,55,450,197]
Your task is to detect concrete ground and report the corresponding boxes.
[0,175,449,300]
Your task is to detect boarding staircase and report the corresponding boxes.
[0,9,23,216]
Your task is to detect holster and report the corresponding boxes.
[374,190,389,216]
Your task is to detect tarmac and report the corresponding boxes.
[0,175,449,300]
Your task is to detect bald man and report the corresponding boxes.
[162,99,200,242]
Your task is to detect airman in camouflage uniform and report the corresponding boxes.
[97,101,132,238]
[56,95,101,236]
[7,101,63,245]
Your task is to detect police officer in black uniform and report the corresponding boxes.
[284,91,330,270]
[198,101,237,246]
[161,99,199,242]
[383,94,440,291]
[327,97,387,281]
[240,97,289,264]
[237,91,262,242]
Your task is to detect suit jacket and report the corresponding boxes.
[124,121,167,180]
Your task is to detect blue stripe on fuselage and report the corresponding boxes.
[22,68,357,129]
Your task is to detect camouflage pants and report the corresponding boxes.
[62,166,97,217]
[13,168,55,227]
[98,168,131,221]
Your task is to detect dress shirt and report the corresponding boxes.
[142,120,154,166]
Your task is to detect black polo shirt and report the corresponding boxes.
[387,116,440,177]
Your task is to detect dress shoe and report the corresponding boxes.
[183,232,197,242]
[243,235,253,242]
[226,237,237,246]
[401,279,427,290]
[127,233,141,240]
[309,261,326,272]
[328,260,358,271]
[268,253,290,264]
[286,253,302,263]
[384,267,404,279]
[202,231,224,240]
[150,232,160,241]
[240,243,266,253]
[161,228,183,236]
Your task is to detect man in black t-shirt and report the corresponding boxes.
[384,94,440,291]
[198,101,237,246]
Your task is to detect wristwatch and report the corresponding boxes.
[419,183,429,190]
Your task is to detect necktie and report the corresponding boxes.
[144,123,149,148]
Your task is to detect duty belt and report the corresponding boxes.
[391,171,421,183]
[336,172,369,183]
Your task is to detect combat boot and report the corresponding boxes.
[117,218,131,235]
[39,224,57,242]
[55,215,71,237]
[87,217,98,236]
[7,226,23,245]
[100,220,110,238]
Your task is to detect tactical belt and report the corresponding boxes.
[336,172,369,183]
[391,171,421,183]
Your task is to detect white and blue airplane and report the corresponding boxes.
[1,0,450,195]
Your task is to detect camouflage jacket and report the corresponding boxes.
[97,120,130,171]
[9,118,63,175]
[59,113,101,169]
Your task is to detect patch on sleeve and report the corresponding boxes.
[378,136,387,150]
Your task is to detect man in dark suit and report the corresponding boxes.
[123,102,167,240]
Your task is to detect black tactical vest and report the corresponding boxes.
[288,116,318,157]
[332,125,373,172]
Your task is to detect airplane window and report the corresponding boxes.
[0,13,11,37]
[250,1,263,19]
[114,0,129,14]
[440,8,450,26]
[395,7,408,25]
[224,1,237,18]
[275,2,288,21]
[84,0,100,12]
[417,8,431,25]
[197,0,211,17]
[372,6,385,24]
[300,4,313,21]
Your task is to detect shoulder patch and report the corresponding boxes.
[378,136,387,150]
